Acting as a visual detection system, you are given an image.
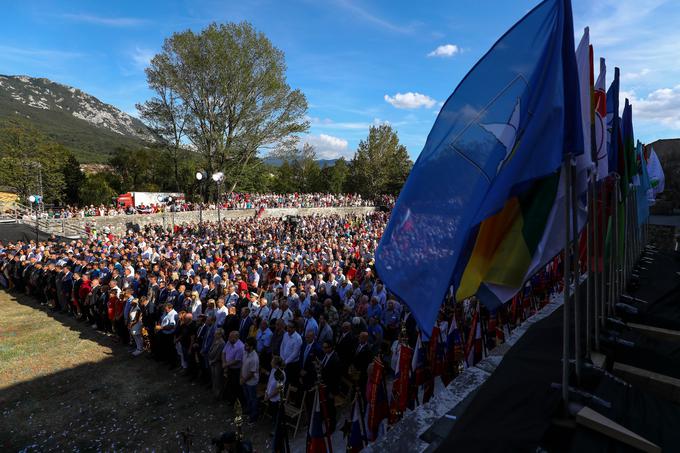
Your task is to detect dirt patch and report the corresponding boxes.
[0,291,279,452]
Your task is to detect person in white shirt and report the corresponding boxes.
[250,296,271,321]
[240,337,260,422]
[280,322,302,385]
[324,273,338,295]
[215,298,228,328]
[265,356,286,403]
[282,275,294,297]
[190,291,203,320]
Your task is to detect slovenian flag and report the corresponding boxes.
[307,384,333,453]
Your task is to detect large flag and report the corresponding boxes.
[594,58,608,180]
[307,385,333,453]
[647,147,665,203]
[575,27,593,190]
[376,0,583,332]
[635,141,651,226]
[621,99,635,195]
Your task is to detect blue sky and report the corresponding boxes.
[1,0,679,159]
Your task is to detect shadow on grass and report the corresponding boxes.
[0,290,267,453]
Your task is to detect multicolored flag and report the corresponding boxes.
[606,67,621,182]
[646,147,665,203]
[376,0,583,332]
[594,57,608,180]
[389,343,413,423]
[346,394,367,453]
[464,310,483,368]
[307,384,333,453]
[635,141,651,226]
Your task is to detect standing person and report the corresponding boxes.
[240,337,260,423]
[128,298,144,356]
[264,356,286,417]
[139,296,156,355]
[280,322,302,389]
[256,319,273,370]
[222,331,245,406]
[270,319,285,358]
[209,329,226,398]
[156,303,178,365]
[298,330,321,392]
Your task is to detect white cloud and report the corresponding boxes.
[131,47,154,69]
[62,13,147,27]
[302,134,351,159]
[622,68,651,81]
[622,85,680,128]
[384,92,437,109]
[427,44,459,58]
[333,0,415,34]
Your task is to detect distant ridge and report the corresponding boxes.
[0,75,157,163]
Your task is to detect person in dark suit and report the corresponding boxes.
[298,329,322,392]
[320,341,342,396]
[238,307,253,340]
[224,306,240,337]
[336,321,357,376]
[352,332,372,398]
[320,340,341,433]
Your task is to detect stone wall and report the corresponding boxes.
[58,206,378,236]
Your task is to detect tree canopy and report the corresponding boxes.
[139,21,309,194]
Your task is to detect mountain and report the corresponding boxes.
[0,75,156,163]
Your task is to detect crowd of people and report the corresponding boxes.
[40,192,390,218]
[0,211,430,436]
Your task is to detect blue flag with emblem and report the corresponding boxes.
[375,0,583,334]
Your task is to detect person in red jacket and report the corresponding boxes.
[77,273,92,321]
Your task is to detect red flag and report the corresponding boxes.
[366,357,389,441]
[389,343,413,424]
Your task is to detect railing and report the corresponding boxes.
[0,201,88,239]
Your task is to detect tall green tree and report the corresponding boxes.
[140,22,309,195]
[62,154,85,204]
[136,61,189,192]
[322,158,349,193]
[347,124,412,196]
[0,120,75,204]
[79,173,118,206]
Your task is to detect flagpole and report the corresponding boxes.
[570,157,582,383]
[613,175,621,314]
[562,156,572,406]
[592,175,600,351]
[586,170,594,356]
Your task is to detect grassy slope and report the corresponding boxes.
[0,291,274,452]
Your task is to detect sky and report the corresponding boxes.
[1,0,679,160]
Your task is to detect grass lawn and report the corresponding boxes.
[0,290,277,452]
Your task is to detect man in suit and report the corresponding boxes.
[336,322,357,376]
[320,340,341,433]
[298,329,322,392]
[238,307,253,340]
[352,332,372,397]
